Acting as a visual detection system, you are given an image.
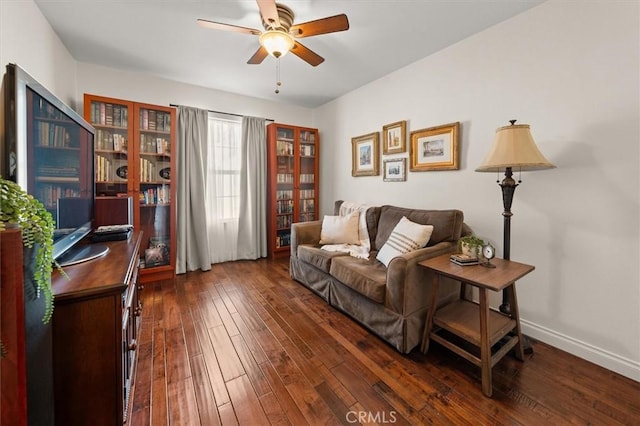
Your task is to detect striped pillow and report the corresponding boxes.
[376,216,433,267]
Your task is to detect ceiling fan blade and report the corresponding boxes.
[290,14,349,38]
[291,41,324,67]
[247,46,269,65]
[256,0,280,29]
[197,19,261,35]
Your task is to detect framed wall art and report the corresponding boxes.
[410,122,460,171]
[382,120,406,154]
[351,132,380,176]
[383,158,406,182]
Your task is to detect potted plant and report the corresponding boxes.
[0,177,64,323]
[457,234,485,258]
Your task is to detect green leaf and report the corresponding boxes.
[0,178,59,323]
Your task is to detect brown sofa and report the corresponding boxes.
[290,201,469,353]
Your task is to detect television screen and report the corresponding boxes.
[2,63,105,265]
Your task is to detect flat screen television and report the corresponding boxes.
[1,63,107,266]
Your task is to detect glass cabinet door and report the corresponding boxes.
[275,126,295,249]
[297,129,317,223]
[137,106,172,269]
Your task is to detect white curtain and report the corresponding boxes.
[206,116,242,263]
[237,116,267,259]
[176,106,211,273]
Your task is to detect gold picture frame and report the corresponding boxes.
[382,120,406,154]
[351,132,380,176]
[410,122,460,171]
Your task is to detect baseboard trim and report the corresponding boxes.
[521,319,640,382]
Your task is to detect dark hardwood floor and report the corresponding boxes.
[129,257,640,425]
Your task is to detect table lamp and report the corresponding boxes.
[476,120,555,315]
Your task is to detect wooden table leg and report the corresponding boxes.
[508,283,525,361]
[479,288,492,397]
[421,273,440,353]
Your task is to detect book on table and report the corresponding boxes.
[450,254,479,266]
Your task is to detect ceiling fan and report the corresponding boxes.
[197,0,349,67]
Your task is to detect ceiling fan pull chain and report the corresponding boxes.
[275,58,282,94]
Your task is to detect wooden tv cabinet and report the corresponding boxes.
[51,231,142,425]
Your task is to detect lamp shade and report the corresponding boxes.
[476,123,555,172]
[259,30,295,58]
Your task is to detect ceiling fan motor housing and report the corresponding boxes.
[262,3,295,31]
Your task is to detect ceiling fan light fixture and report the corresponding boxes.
[259,30,294,58]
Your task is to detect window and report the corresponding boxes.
[205,114,242,263]
[207,115,242,220]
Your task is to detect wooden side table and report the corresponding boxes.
[419,254,534,397]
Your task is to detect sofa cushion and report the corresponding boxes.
[298,244,348,273]
[375,205,464,250]
[376,216,434,267]
[329,255,386,304]
[320,211,360,244]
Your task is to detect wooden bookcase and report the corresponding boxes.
[266,123,319,258]
[84,94,176,282]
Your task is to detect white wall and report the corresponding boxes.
[314,0,640,380]
[0,0,77,107]
[75,63,314,127]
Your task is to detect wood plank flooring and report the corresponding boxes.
[129,258,640,425]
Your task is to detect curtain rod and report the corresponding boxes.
[170,104,274,122]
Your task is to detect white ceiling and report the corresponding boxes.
[34,0,543,108]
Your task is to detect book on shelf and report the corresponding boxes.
[36,122,72,147]
[148,110,157,130]
[105,104,114,126]
[37,166,79,178]
[94,103,128,128]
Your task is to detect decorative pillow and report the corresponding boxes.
[376,216,434,267]
[319,211,360,245]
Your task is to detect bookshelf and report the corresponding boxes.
[84,94,176,282]
[267,123,319,258]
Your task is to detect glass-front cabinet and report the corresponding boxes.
[267,123,319,258]
[84,94,176,282]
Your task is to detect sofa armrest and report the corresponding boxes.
[290,220,322,257]
[385,241,458,315]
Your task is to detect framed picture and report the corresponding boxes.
[383,120,406,154]
[410,122,460,171]
[383,158,406,182]
[351,132,380,176]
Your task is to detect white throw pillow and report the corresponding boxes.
[376,216,434,267]
[319,211,360,245]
